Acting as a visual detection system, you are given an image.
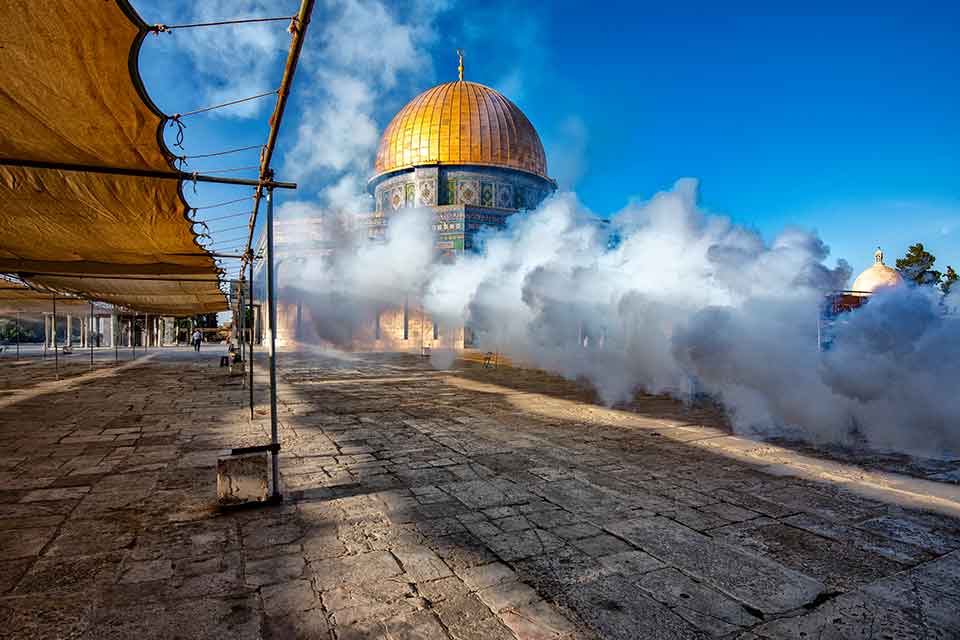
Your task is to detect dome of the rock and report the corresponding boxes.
[851,248,904,296]
[371,80,548,180]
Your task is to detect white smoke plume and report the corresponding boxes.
[283,179,960,459]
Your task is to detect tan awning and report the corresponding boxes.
[0,0,227,313]
[0,280,91,314]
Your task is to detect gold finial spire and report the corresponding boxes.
[457,49,464,81]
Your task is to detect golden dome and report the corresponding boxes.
[372,80,549,181]
[851,248,904,296]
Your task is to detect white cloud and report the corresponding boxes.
[283,0,449,208]
[138,0,293,119]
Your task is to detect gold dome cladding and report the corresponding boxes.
[372,80,549,180]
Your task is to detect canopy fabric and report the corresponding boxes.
[0,0,227,313]
[0,280,92,314]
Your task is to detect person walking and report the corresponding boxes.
[192,329,202,352]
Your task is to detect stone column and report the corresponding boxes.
[66,315,73,347]
[110,311,117,347]
[43,314,49,349]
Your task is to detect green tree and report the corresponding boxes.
[896,243,942,286]
[943,265,958,295]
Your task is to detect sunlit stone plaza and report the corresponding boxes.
[2,348,959,639]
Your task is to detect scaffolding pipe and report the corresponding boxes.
[0,158,296,189]
[248,258,255,420]
[241,0,315,273]
[239,278,245,364]
[52,294,58,380]
[89,302,94,369]
[266,188,280,501]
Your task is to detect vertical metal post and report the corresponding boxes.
[43,314,47,359]
[15,311,20,360]
[89,302,94,368]
[266,188,281,501]
[52,294,58,380]
[239,280,245,364]
[248,260,255,420]
[115,310,119,363]
[132,316,136,360]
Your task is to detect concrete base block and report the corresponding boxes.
[217,453,269,505]
[229,362,245,376]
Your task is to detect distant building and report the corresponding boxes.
[820,248,905,349]
[259,58,557,351]
[826,247,904,315]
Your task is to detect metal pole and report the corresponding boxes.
[52,293,58,380]
[239,279,245,364]
[248,260,255,420]
[115,310,119,363]
[132,316,136,360]
[15,311,20,360]
[266,188,280,501]
[89,302,94,368]
[0,158,296,189]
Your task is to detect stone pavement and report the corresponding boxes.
[1,347,959,639]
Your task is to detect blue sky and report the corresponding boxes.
[132,0,958,280]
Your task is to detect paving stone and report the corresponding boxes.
[322,577,414,612]
[394,546,453,582]
[261,579,321,615]
[499,600,579,639]
[311,550,402,590]
[571,534,634,558]
[717,521,905,591]
[477,579,542,612]
[14,551,123,594]
[551,522,603,540]
[496,515,535,532]
[697,501,762,523]
[19,486,91,502]
[415,575,470,603]
[429,532,499,570]
[434,592,497,631]
[485,528,566,561]
[96,594,263,639]
[0,526,57,558]
[557,574,708,640]
[783,513,933,565]
[606,516,825,614]
[245,553,306,587]
[859,515,960,555]
[759,485,878,522]
[636,568,761,636]
[445,614,517,640]
[456,561,518,591]
[513,547,606,598]
[0,558,33,594]
[363,608,448,640]
[597,550,665,575]
[262,608,332,640]
[119,558,173,583]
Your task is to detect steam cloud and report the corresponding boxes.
[279,179,960,460]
